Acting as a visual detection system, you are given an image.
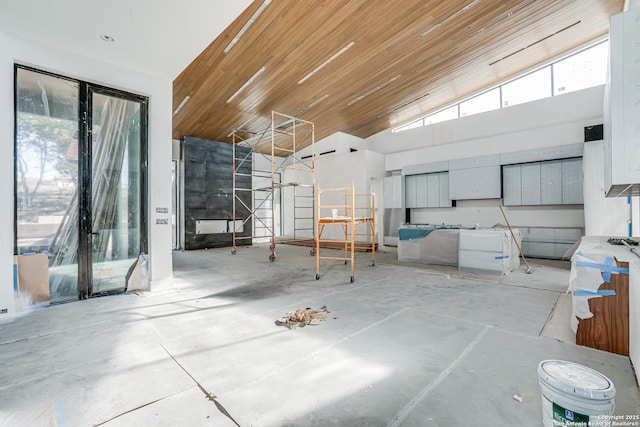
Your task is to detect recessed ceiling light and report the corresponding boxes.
[173,96,191,117]
[420,0,482,38]
[347,75,401,106]
[296,94,330,116]
[100,35,115,43]
[224,0,272,54]
[298,42,355,84]
[226,67,267,103]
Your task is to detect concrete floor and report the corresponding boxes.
[0,244,638,426]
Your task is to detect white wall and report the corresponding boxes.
[314,149,384,241]
[368,86,605,158]
[297,132,366,158]
[280,147,384,242]
[0,32,173,321]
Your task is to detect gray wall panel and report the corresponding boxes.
[502,164,522,206]
[499,143,583,165]
[383,175,402,208]
[521,163,541,205]
[449,154,499,170]
[561,158,583,204]
[182,136,252,250]
[449,165,501,200]
[541,160,563,204]
[416,174,429,207]
[438,172,451,207]
[427,174,439,207]
[402,161,449,175]
[405,175,418,208]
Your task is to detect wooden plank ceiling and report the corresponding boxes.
[173,0,622,149]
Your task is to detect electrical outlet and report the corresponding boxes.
[156,218,168,225]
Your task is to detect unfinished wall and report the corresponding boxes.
[368,86,605,157]
[280,148,384,243]
[583,140,632,236]
[0,32,173,321]
[366,87,612,232]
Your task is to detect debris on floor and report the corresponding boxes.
[512,394,524,403]
[275,305,330,329]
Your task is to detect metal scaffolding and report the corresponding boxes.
[314,181,376,283]
[231,111,315,261]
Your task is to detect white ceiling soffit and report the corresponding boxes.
[0,0,253,80]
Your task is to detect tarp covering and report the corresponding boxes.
[398,225,461,241]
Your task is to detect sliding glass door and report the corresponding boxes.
[15,66,148,302]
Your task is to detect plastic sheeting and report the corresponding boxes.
[458,228,522,275]
[398,229,460,266]
[398,225,461,241]
[397,226,521,273]
[126,253,149,292]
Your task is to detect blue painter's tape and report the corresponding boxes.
[56,399,66,427]
[494,255,509,260]
[575,257,629,282]
[42,250,52,257]
[13,262,17,291]
[573,290,617,297]
[21,252,36,256]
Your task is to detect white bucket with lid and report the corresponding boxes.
[538,360,615,427]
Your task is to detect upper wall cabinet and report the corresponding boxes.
[540,160,563,205]
[502,164,522,206]
[449,154,501,200]
[521,163,542,205]
[606,10,640,197]
[405,172,452,208]
[561,158,584,204]
[503,158,583,206]
[383,175,402,209]
[401,145,583,204]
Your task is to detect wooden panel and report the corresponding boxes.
[173,0,622,146]
[576,260,629,356]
